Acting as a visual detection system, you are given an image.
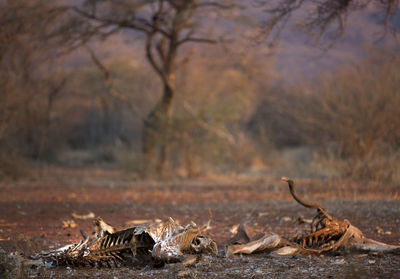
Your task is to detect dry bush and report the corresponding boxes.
[300,52,400,181]
[0,149,27,180]
[163,45,275,176]
[59,59,157,149]
[0,1,68,177]
[250,51,400,181]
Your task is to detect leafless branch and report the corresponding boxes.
[257,0,399,46]
[86,47,146,120]
[197,1,242,10]
[182,101,236,145]
[70,6,151,34]
[177,36,217,45]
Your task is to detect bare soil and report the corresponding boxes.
[0,167,399,278]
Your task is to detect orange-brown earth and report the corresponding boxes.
[0,167,399,278]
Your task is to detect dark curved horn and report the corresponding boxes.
[280,177,322,209]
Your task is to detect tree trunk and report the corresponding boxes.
[142,81,174,178]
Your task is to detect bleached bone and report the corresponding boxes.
[39,217,217,268]
[227,177,400,256]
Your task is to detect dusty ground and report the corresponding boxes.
[0,167,399,278]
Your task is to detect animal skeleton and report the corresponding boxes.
[40,217,217,268]
[227,177,400,256]
[36,177,399,269]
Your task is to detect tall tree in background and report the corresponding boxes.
[0,0,66,175]
[70,0,235,177]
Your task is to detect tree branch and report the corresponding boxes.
[177,36,217,45]
[197,1,242,10]
[182,101,236,145]
[70,6,151,33]
[145,32,166,82]
[87,47,146,120]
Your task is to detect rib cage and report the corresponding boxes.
[40,217,217,268]
[84,227,140,267]
[42,227,148,268]
[227,177,400,256]
[281,177,353,253]
[289,213,348,252]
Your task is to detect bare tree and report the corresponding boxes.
[0,1,65,144]
[0,0,67,178]
[255,0,399,46]
[68,0,236,177]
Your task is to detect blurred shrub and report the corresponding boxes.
[62,59,158,149]
[162,46,273,176]
[0,1,69,176]
[249,51,400,181]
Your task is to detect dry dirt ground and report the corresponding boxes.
[0,167,400,278]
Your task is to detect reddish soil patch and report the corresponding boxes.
[0,168,399,278]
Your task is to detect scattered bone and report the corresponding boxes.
[182,254,201,267]
[71,212,95,220]
[258,212,269,217]
[227,177,400,256]
[296,216,313,224]
[282,216,292,222]
[93,217,115,235]
[272,246,299,256]
[62,220,77,229]
[376,226,392,235]
[177,269,193,278]
[125,219,162,226]
[227,233,282,256]
[229,224,239,235]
